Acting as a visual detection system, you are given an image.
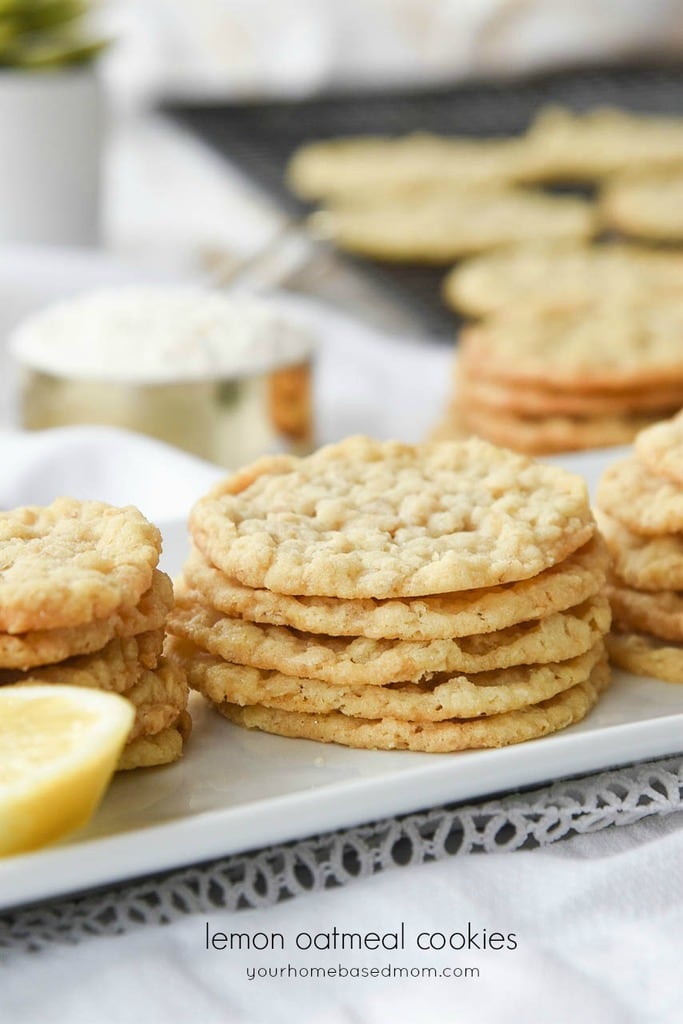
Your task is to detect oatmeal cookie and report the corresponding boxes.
[215,659,609,752]
[189,437,595,598]
[0,498,161,633]
[178,537,606,640]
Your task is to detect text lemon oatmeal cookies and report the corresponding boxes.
[434,298,683,454]
[596,414,683,684]
[0,497,189,769]
[169,436,611,752]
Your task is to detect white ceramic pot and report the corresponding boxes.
[0,67,102,246]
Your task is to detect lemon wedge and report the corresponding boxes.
[0,685,134,857]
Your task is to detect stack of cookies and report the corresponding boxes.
[0,497,190,770]
[596,412,683,684]
[167,437,611,753]
[434,298,683,454]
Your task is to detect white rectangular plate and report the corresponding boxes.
[1,452,682,912]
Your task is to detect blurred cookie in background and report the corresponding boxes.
[601,167,683,243]
[287,133,534,202]
[310,187,596,263]
[443,242,683,319]
[522,106,683,182]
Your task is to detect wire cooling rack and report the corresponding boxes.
[167,62,683,338]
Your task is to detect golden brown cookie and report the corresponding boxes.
[443,242,683,318]
[0,570,173,671]
[456,401,653,455]
[167,595,610,685]
[117,712,191,771]
[0,498,162,633]
[635,412,683,485]
[287,133,537,201]
[601,169,683,242]
[110,569,174,637]
[190,437,595,599]
[287,110,683,205]
[607,577,683,643]
[456,367,683,418]
[460,300,683,392]
[311,188,596,263]
[214,658,609,752]
[0,630,164,692]
[606,630,683,684]
[596,456,683,537]
[178,537,607,640]
[173,637,604,723]
[123,657,189,740]
[525,106,683,181]
[595,509,683,592]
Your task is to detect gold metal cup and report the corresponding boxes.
[18,359,314,467]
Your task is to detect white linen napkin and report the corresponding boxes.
[0,425,224,523]
[105,0,683,102]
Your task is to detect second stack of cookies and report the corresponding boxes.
[596,411,683,684]
[436,297,683,454]
[0,497,190,769]
[168,437,611,752]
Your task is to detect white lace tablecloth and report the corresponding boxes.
[2,758,682,1023]
[2,756,682,947]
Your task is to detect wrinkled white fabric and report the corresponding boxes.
[103,0,683,101]
[2,812,682,1023]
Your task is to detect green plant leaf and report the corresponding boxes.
[11,34,109,67]
[0,19,19,49]
[0,1,108,68]
[23,1,88,32]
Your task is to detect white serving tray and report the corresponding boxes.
[1,449,682,912]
